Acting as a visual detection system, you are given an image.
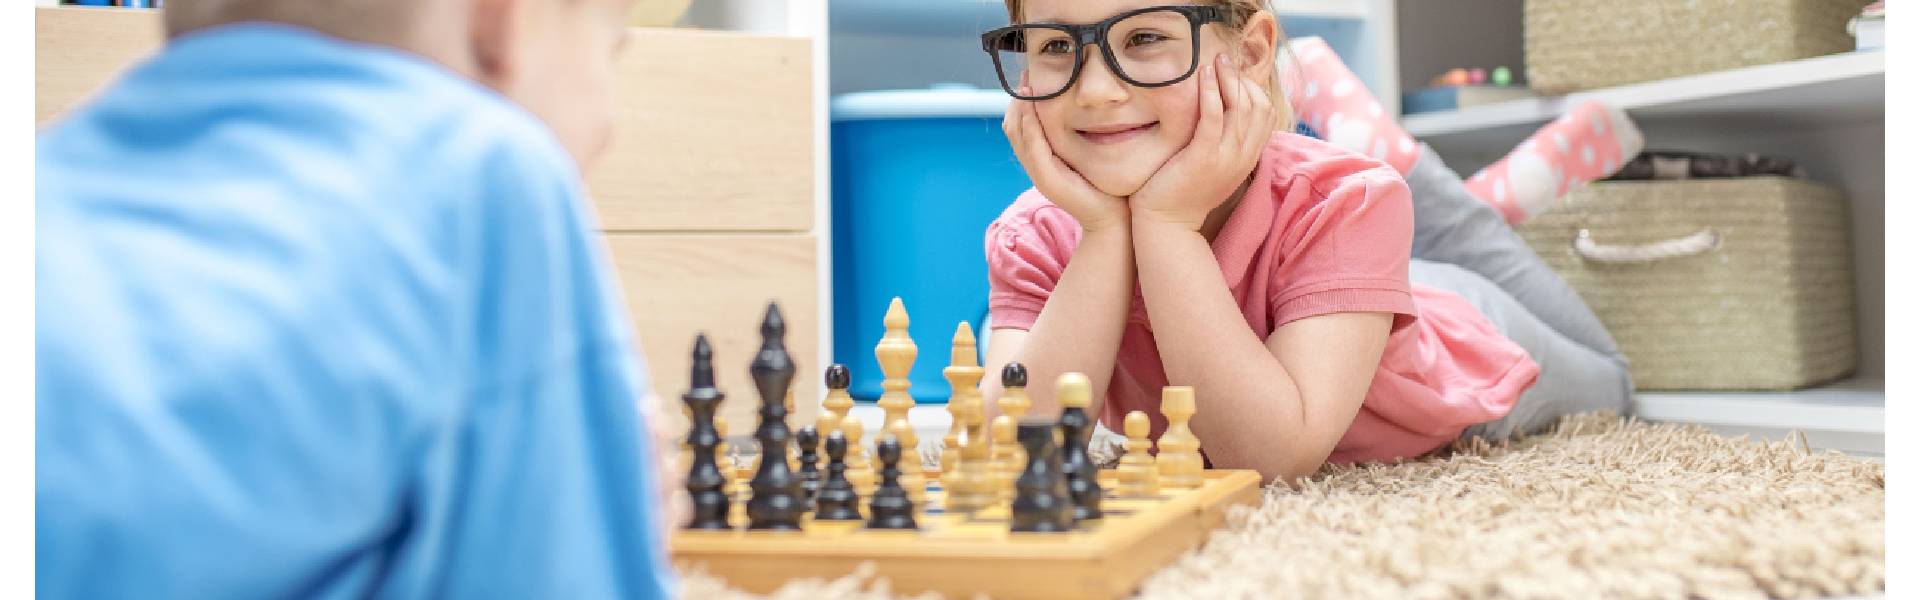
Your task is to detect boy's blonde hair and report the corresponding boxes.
[164,0,428,40]
[1004,0,1296,130]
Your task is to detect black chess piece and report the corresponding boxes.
[1002,362,1027,389]
[814,431,862,521]
[865,436,918,530]
[1058,403,1104,521]
[1011,421,1075,533]
[683,334,731,530]
[797,426,822,508]
[746,303,804,530]
[826,362,851,392]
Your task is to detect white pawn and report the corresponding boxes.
[841,417,876,496]
[816,411,843,449]
[1157,386,1204,489]
[990,414,1023,503]
[1118,411,1160,497]
[887,418,926,507]
[942,322,986,484]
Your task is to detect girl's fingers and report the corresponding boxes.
[1002,101,1019,140]
[1245,78,1273,155]
[1213,57,1244,153]
[1004,87,1030,146]
[1020,100,1066,184]
[1021,100,1050,159]
[1217,54,1239,112]
[1007,88,1045,170]
[1193,63,1225,150]
[1233,73,1259,150]
[1219,64,1246,151]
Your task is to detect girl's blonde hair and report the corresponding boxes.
[1004,0,1296,130]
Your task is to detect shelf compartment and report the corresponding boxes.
[1403,51,1885,150]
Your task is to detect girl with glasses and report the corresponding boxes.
[977,1,1631,485]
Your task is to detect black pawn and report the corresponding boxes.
[1003,362,1027,388]
[1011,421,1075,533]
[815,431,862,521]
[1058,405,1104,521]
[826,362,851,391]
[866,437,918,530]
[746,303,804,530]
[683,334,731,530]
[797,426,822,508]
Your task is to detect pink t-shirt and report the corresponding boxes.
[986,132,1540,464]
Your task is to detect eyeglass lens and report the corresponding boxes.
[993,9,1199,98]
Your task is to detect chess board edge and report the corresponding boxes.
[669,469,1264,600]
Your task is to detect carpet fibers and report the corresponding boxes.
[678,413,1885,599]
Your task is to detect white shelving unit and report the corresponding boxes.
[1404,51,1885,161]
[1276,0,1374,19]
[1398,50,1887,455]
[1635,378,1885,456]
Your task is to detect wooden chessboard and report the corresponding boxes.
[671,468,1263,600]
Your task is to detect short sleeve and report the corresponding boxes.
[1268,164,1419,331]
[985,191,1081,331]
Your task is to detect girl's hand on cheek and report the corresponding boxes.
[1131,54,1274,232]
[1003,87,1131,234]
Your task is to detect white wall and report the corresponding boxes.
[678,0,791,33]
[830,32,1002,96]
[827,0,1009,96]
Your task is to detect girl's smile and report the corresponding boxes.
[1076,121,1159,144]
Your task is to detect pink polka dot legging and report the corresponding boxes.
[1279,37,1644,225]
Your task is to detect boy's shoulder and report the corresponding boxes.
[47,23,573,192]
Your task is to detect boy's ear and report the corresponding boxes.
[469,0,522,86]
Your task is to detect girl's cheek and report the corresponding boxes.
[1147,83,1201,131]
[1037,102,1074,139]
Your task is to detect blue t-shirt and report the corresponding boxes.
[36,24,674,599]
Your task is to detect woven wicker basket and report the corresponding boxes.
[1516,177,1857,390]
[1524,0,1870,94]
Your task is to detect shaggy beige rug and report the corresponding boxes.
[678,413,1885,600]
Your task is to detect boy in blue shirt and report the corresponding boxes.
[36,1,676,597]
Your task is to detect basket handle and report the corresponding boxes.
[1572,228,1720,264]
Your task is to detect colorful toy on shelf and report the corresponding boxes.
[1403,65,1531,116]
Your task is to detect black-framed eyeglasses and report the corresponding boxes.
[980,5,1229,101]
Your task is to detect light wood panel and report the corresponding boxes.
[588,28,813,232]
[35,7,165,126]
[606,233,820,433]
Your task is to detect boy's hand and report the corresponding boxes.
[1003,86,1131,234]
[1130,55,1274,232]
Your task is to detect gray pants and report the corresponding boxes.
[1410,260,1633,440]
[1404,145,1634,441]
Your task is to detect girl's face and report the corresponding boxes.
[1019,0,1237,198]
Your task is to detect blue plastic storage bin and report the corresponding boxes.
[831,85,1031,404]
